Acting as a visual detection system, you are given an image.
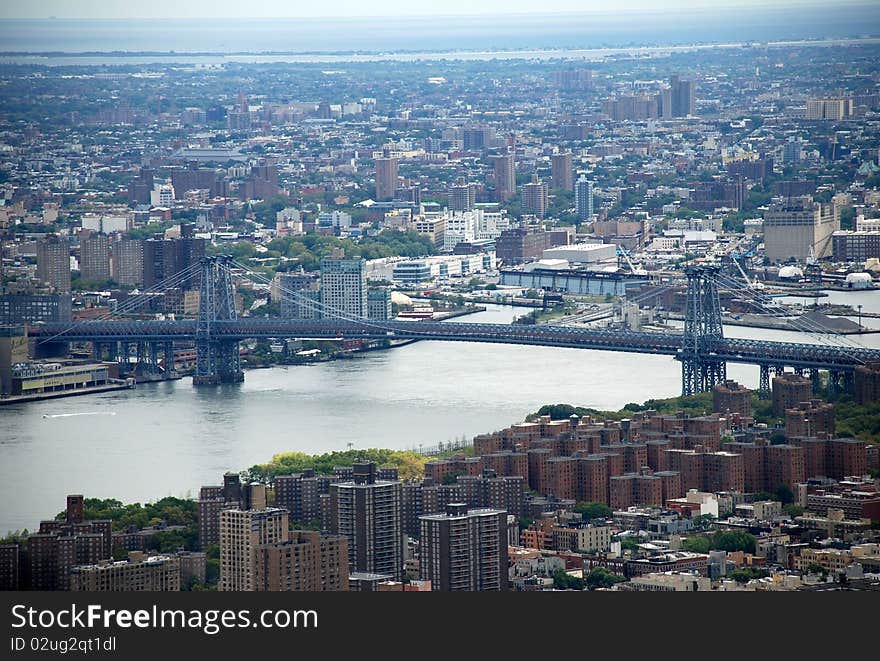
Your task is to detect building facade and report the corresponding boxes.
[329,463,403,580]
[69,552,181,591]
[419,503,508,591]
[763,196,839,261]
[551,152,574,191]
[490,153,516,201]
[375,156,398,201]
[575,176,594,221]
[219,508,289,592]
[37,235,71,292]
[320,255,368,319]
[79,234,111,282]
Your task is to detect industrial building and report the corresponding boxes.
[763,196,838,262]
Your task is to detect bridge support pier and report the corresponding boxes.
[679,266,726,395]
[681,358,726,397]
[758,364,771,399]
[810,368,821,394]
[164,342,174,377]
[194,256,244,386]
[843,371,854,394]
[828,370,842,396]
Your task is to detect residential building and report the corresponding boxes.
[450,181,477,212]
[831,231,880,262]
[142,229,205,290]
[26,496,111,591]
[855,363,880,404]
[375,155,398,201]
[490,153,516,201]
[111,238,144,287]
[552,524,611,553]
[278,271,320,319]
[419,503,508,591]
[496,226,551,264]
[79,234,111,282]
[37,235,70,292]
[575,176,594,221]
[330,463,403,580]
[713,380,752,418]
[255,531,349,592]
[0,544,19,590]
[69,552,181,591]
[627,572,711,591]
[551,152,574,191]
[219,508,289,591]
[785,400,835,439]
[522,175,549,217]
[669,75,696,117]
[367,287,392,321]
[773,373,814,417]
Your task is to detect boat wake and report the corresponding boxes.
[42,412,117,419]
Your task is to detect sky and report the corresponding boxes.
[0,0,846,20]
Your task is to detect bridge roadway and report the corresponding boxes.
[29,318,880,371]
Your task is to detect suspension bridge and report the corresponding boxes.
[27,256,880,394]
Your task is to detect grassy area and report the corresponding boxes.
[529,393,714,422]
[829,395,880,442]
[247,448,431,482]
[513,307,570,325]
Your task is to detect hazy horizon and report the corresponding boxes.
[0,0,872,20]
[0,3,877,56]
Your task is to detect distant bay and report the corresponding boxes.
[0,5,877,58]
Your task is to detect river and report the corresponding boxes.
[3,294,880,534]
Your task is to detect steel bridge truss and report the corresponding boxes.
[680,266,726,395]
[29,258,880,390]
[193,255,243,385]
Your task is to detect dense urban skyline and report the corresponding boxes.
[1,3,879,597]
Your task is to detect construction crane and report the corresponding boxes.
[616,248,648,276]
[731,253,764,290]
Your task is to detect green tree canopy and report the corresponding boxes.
[553,570,585,591]
[573,502,613,521]
[585,568,625,590]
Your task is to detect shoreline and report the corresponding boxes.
[1,36,878,65]
[0,380,135,406]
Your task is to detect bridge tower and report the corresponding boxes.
[193,255,244,385]
[680,266,726,395]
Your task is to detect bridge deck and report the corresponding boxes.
[29,319,880,371]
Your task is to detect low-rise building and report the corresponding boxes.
[69,552,181,591]
[626,571,712,591]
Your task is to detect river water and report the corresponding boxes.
[3,295,880,534]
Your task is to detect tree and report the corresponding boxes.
[783,504,804,518]
[729,568,769,583]
[774,485,794,504]
[553,570,585,590]
[768,432,787,445]
[710,530,756,554]
[619,538,639,552]
[584,568,625,590]
[691,514,716,531]
[573,502,613,521]
[682,536,711,553]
